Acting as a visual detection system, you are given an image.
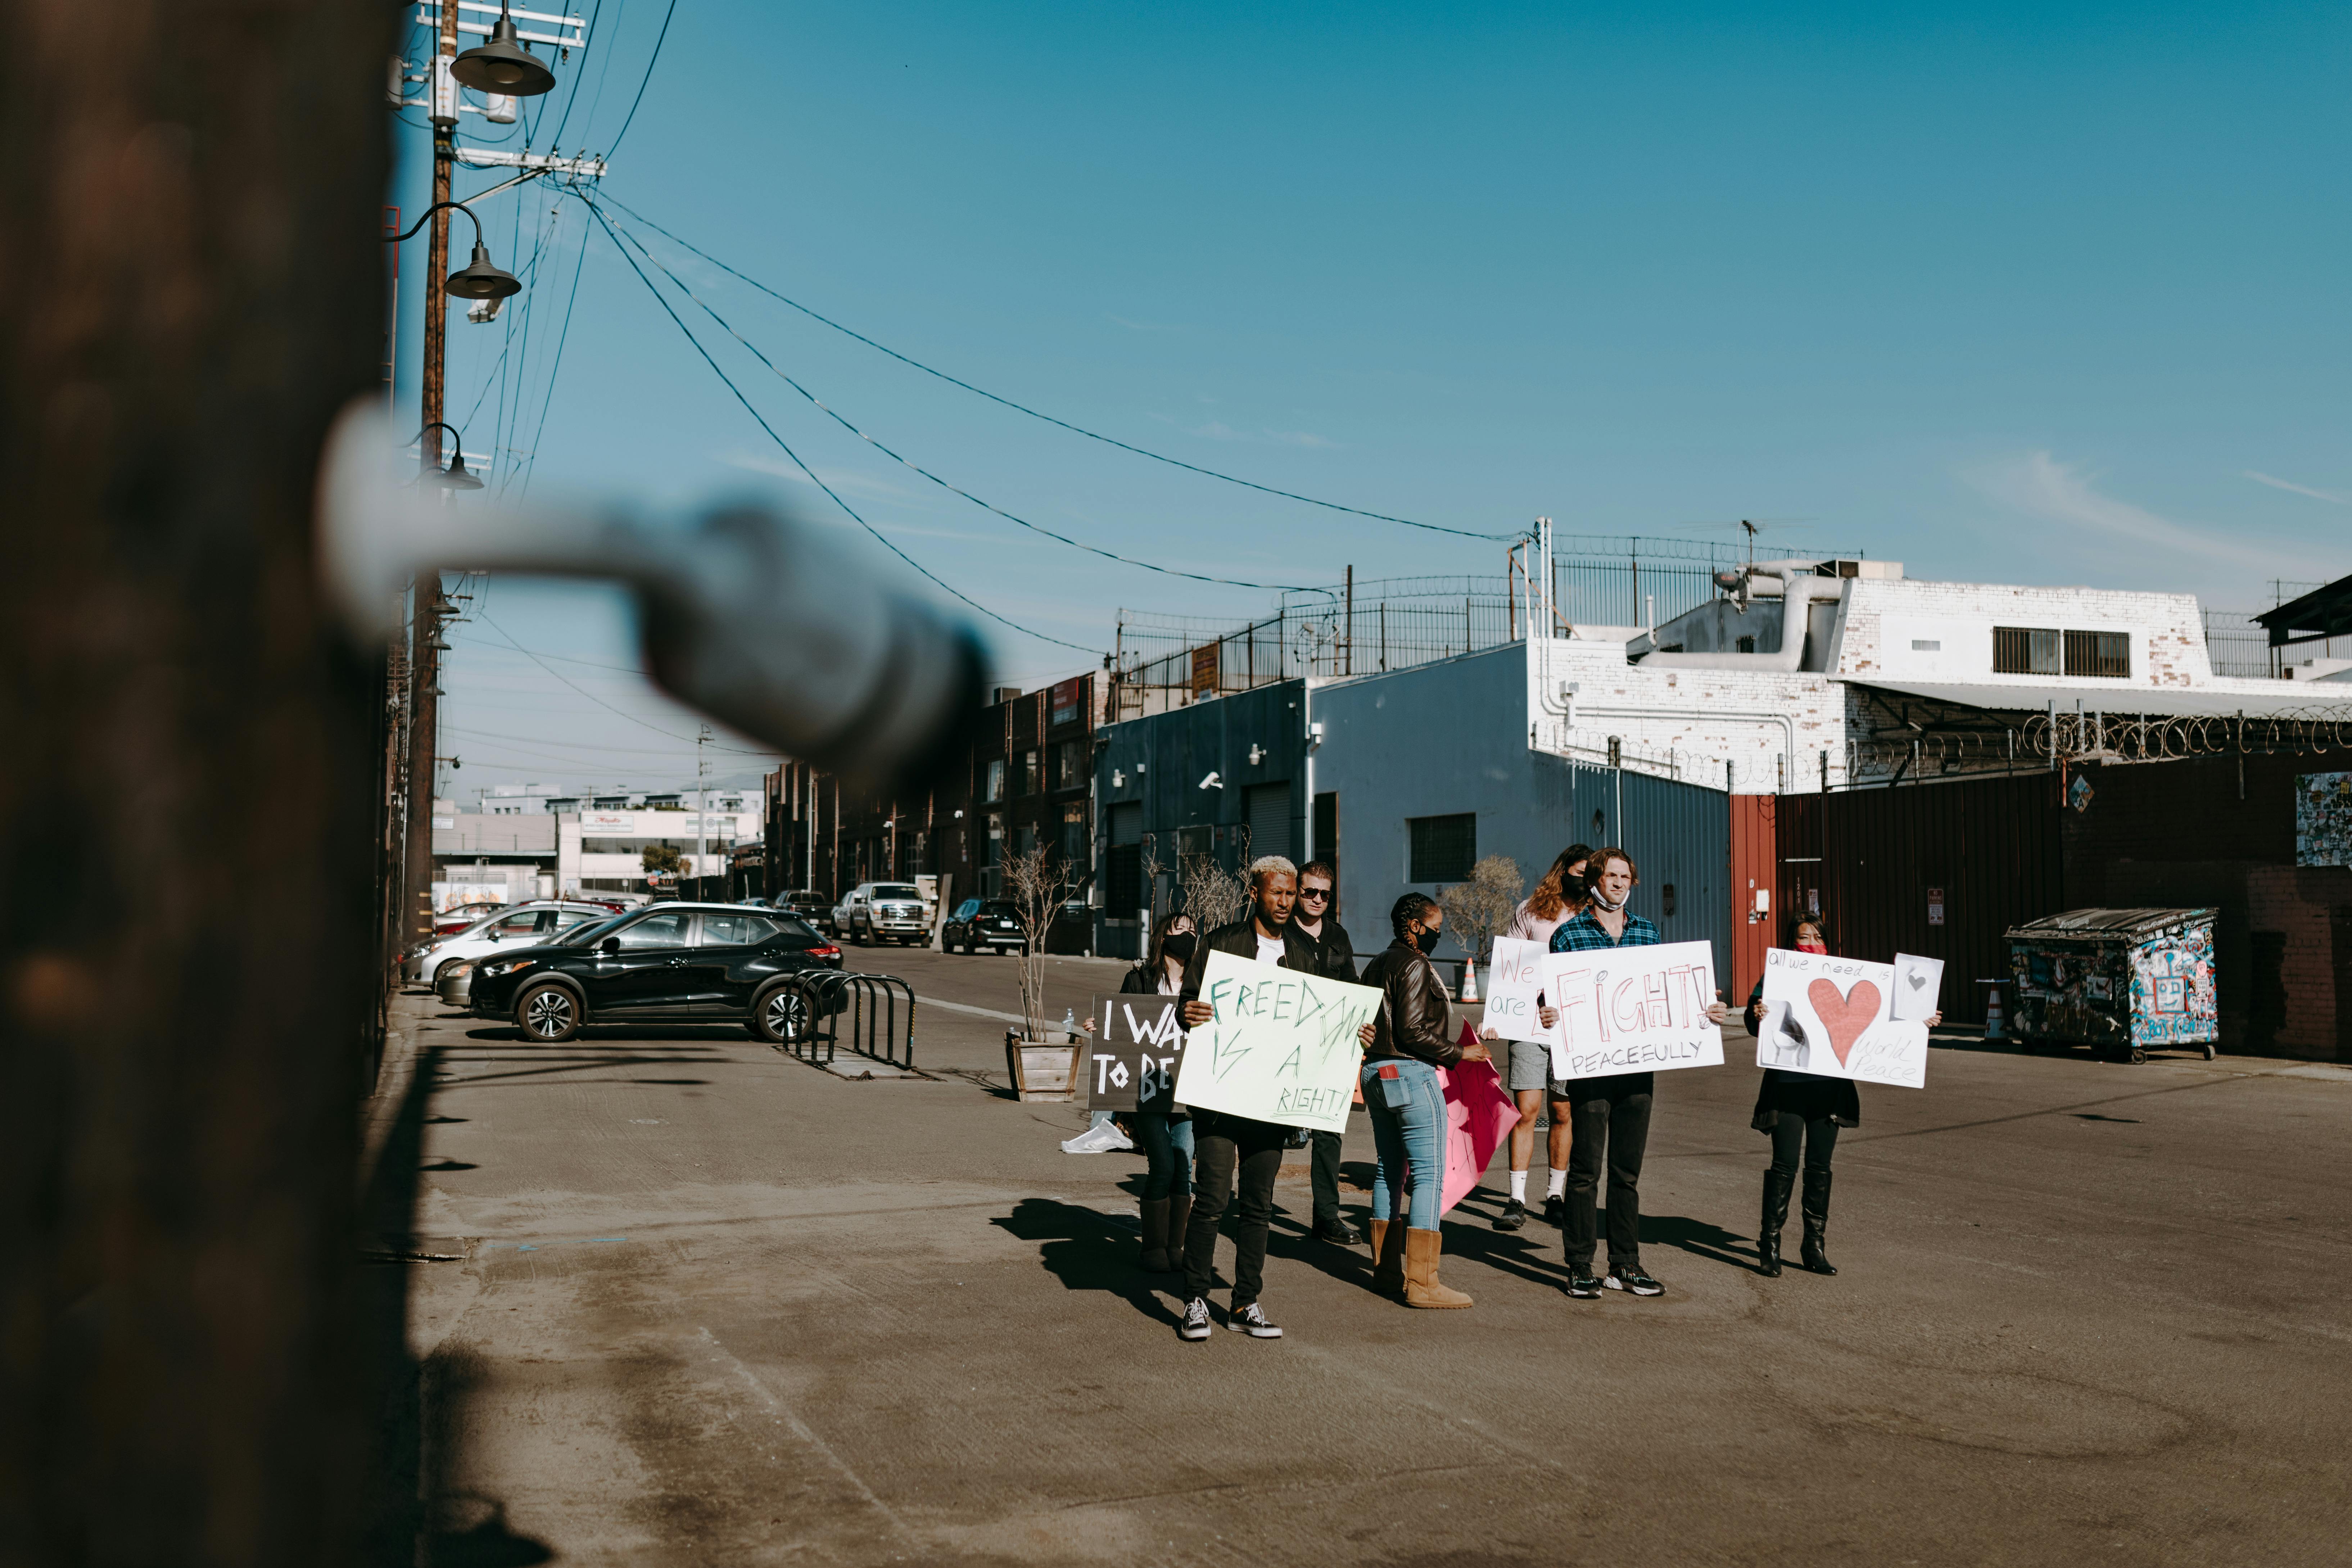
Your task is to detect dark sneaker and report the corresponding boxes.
[1565,1266,1603,1299]
[1179,1297,1213,1341]
[1605,1263,1665,1297]
[1494,1199,1528,1232]
[1225,1302,1283,1339]
[1313,1219,1366,1246]
[1542,1195,1566,1228]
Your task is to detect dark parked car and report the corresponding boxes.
[771,888,834,928]
[943,897,1025,955]
[469,903,844,1044]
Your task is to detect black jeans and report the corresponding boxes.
[1769,1113,1838,1176]
[1563,1072,1654,1268]
[1184,1112,1289,1307]
[1309,1128,1344,1227]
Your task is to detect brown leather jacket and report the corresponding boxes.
[1359,937,1460,1068]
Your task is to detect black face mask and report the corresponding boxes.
[1411,925,1442,954]
[1162,932,1197,964]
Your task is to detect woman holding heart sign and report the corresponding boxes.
[1743,918,1937,1277]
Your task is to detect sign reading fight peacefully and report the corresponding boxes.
[1172,949,1381,1133]
[1538,939,1725,1082]
[1756,947,1933,1088]
[1087,996,1186,1113]
[1481,937,1555,1045]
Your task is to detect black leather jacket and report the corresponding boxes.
[1177,911,1322,1004]
[1295,918,1357,983]
[1359,937,1461,1068]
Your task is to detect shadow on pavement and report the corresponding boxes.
[991,1198,1183,1326]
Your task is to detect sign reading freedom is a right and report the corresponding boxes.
[1539,939,1725,1082]
[1172,948,1380,1132]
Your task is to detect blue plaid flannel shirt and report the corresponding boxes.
[1550,908,1661,952]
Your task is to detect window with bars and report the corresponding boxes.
[2064,629,2131,678]
[1408,813,1476,884]
[1992,626,2061,675]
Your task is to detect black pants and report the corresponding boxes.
[1184,1112,1288,1307]
[1563,1072,1654,1268]
[1309,1128,1344,1226]
[1769,1113,1838,1176]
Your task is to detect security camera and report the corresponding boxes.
[1199,771,1223,790]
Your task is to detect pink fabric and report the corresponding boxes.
[1436,1022,1520,1214]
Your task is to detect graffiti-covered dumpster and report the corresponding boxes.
[2004,908,2219,1064]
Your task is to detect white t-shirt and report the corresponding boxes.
[1256,931,1287,966]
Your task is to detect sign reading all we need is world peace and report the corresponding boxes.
[1539,939,1725,1082]
[1172,949,1381,1132]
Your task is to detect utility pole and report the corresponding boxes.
[695,723,711,894]
[399,0,461,953]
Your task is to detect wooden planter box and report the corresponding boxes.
[1005,1038,1084,1102]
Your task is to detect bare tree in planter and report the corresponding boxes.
[1177,826,1253,935]
[1001,842,1069,1041]
[1440,854,1525,991]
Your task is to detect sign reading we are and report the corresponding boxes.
[1172,949,1380,1132]
[1538,939,1725,1082]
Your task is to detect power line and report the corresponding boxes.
[474,611,713,740]
[594,189,1520,543]
[580,199,1099,655]
[593,201,1317,594]
[603,0,675,158]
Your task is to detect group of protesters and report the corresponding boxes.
[1120,845,1934,1342]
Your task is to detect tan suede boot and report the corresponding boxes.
[1403,1228,1473,1309]
[1370,1219,1406,1297]
[1139,1198,1171,1272]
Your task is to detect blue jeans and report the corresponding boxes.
[1361,1057,1446,1232]
[1134,1112,1194,1200]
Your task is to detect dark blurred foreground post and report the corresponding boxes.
[0,2,396,1562]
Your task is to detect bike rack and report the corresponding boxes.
[769,972,918,1071]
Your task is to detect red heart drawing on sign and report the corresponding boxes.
[1806,977,1881,1067]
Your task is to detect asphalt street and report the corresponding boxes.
[381,939,2352,1566]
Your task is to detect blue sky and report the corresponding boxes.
[389,2,2351,801]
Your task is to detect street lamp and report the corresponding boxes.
[451,2,558,96]
[384,200,522,301]
[413,422,485,490]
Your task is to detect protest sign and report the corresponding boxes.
[1539,939,1725,1083]
[1480,937,1554,1045]
[1171,948,1380,1132]
[1757,946,1930,1088]
[1087,996,1186,1113]
[1890,952,1945,1023]
[1438,1023,1519,1213]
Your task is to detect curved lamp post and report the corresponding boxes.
[385,200,521,301]
[452,3,558,96]
[413,422,485,490]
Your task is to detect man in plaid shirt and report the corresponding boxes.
[1548,847,1726,1300]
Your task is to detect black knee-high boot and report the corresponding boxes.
[1758,1168,1794,1276]
[1799,1167,1837,1275]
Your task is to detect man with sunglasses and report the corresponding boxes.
[1289,859,1365,1246]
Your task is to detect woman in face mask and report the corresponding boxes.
[1357,894,1492,1307]
[1123,912,1198,1272]
[1745,917,1936,1277]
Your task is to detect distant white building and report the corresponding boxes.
[558,807,763,895]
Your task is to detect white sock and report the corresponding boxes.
[1509,1170,1528,1203]
[1547,1169,1568,1200]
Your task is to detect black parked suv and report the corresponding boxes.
[943,897,1026,955]
[469,903,845,1044]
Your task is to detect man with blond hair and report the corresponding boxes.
[1173,855,1371,1341]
